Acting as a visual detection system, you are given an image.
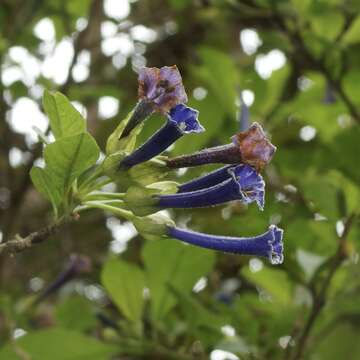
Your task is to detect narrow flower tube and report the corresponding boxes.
[121,66,188,138]
[167,224,284,264]
[158,164,265,210]
[120,104,203,169]
[35,254,91,303]
[178,165,233,193]
[166,122,276,172]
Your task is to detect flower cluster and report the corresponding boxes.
[105,66,283,265]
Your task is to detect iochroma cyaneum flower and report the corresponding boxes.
[110,65,284,264]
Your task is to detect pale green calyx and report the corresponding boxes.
[132,213,175,236]
[124,181,179,216]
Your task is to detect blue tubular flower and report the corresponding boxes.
[120,104,203,169]
[158,164,265,210]
[178,165,234,193]
[167,224,284,264]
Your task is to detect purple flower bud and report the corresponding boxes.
[167,224,284,265]
[166,122,276,172]
[158,164,265,210]
[120,104,203,169]
[121,66,188,138]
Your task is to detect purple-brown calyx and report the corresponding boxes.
[138,65,187,113]
[166,122,276,172]
[232,122,276,171]
[121,66,188,139]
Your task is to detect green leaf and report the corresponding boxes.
[196,47,239,116]
[43,90,86,139]
[44,132,100,197]
[330,126,360,183]
[0,328,117,360]
[296,248,326,281]
[302,178,339,220]
[55,296,96,331]
[142,239,215,320]
[101,258,145,323]
[313,324,360,359]
[241,266,293,306]
[311,12,344,41]
[30,166,61,215]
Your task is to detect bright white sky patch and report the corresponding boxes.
[76,17,88,32]
[131,25,157,43]
[221,325,236,337]
[241,89,254,106]
[132,54,146,71]
[9,147,31,168]
[240,29,262,55]
[1,66,22,86]
[71,101,87,119]
[104,0,130,21]
[255,49,286,79]
[33,18,55,42]
[112,53,127,69]
[299,125,316,142]
[101,21,118,38]
[72,50,91,82]
[193,277,207,293]
[249,258,263,273]
[336,220,345,237]
[29,277,45,292]
[8,97,48,144]
[13,329,27,340]
[42,38,74,84]
[101,34,134,57]
[279,335,292,349]
[99,96,119,119]
[193,87,208,101]
[5,46,41,86]
[210,350,239,360]
[106,217,137,254]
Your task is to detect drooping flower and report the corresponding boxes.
[121,66,188,138]
[167,224,284,265]
[166,122,276,172]
[36,254,91,303]
[157,164,265,211]
[120,104,204,169]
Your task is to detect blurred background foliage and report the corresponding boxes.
[0,0,360,359]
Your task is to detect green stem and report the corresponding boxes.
[84,191,126,201]
[80,201,135,221]
[79,165,104,189]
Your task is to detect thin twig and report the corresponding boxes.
[289,213,356,360]
[0,217,71,255]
